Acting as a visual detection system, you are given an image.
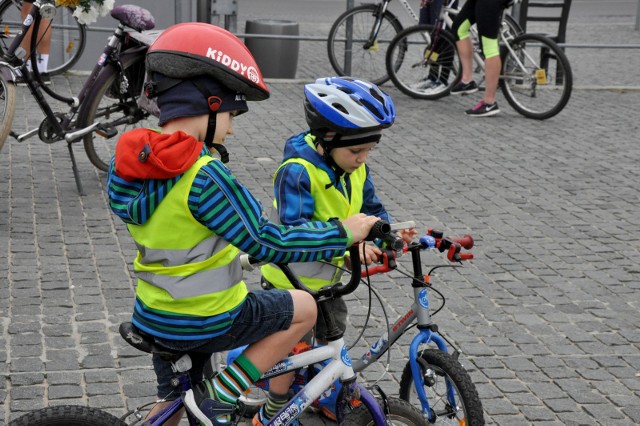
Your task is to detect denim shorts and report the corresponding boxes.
[261,277,347,343]
[152,289,294,398]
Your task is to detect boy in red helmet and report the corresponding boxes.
[107,23,379,426]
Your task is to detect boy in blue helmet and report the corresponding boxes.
[254,77,417,424]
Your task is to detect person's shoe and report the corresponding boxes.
[450,80,478,95]
[410,78,439,91]
[465,100,500,117]
[183,380,236,426]
[253,405,302,426]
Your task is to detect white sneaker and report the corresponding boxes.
[410,78,439,91]
[423,81,447,95]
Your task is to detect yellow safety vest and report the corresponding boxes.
[128,155,248,317]
[262,142,366,290]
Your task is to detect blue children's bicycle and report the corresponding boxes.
[227,224,485,425]
[9,221,426,426]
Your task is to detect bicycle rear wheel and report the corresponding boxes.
[399,349,484,425]
[327,4,403,85]
[386,24,461,100]
[0,72,16,151]
[76,49,153,171]
[9,405,127,426]
[499,33,572,120]
[0,0,86,76]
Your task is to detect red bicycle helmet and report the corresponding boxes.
[146,22,269,101]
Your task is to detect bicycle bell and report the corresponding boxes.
[40,3,57,19]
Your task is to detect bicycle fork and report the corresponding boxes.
[409,330,459,422]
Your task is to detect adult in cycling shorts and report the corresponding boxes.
[450,0,510,117]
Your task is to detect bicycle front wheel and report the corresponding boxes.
[327,5,403,85]
[399,349,484,425]
[0,0,86,76]
[9,405,127,426]
[342,397,425,426]
[77,50,152,171]
[0,72,16,151]
[499,33,572,120]
[386,25,461,100]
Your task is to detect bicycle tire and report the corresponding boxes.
[342,396,425,426]
[9,405,127,426]
[386,24,461,100]
[76,49,152,172]
[499,33,572,120]
[0,72,16,151]
[327,4,403,85]
[0,0,86,76]
[399,349,484,426]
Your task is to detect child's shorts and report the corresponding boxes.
[261,276,347,344]
[151,289,294,399]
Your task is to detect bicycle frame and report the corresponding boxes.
[258,338,386,425]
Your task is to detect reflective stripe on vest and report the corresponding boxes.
[128,155,247,315]
[262,134,366,290]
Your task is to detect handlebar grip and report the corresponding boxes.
[365,220,392,241]
[453,234,474,250]
[459,253,474,261]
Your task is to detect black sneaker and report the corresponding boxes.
[183,380,236,426]
[450,80,478,95]
[465,100,500,117]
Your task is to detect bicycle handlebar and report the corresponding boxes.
[361,228,474,278]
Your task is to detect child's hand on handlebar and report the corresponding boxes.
[360,243,382,265]
[398,228,418,244]
[344,242,382,270]
[341,213,380,243]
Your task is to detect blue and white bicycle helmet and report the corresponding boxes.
[304,77,396,148]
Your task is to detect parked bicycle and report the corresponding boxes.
[385,0,572,119]
[9,221,426,426]
[222,223,484,425]
[327,0,522,86]
[0,0,86,76]
[0,1,156,194]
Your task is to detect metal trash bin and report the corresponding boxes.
[244,19,299,79]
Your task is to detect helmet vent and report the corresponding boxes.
[369,88,384,105]
[332,103,349,115]
[360,99,383,120]
[338,86,354,94]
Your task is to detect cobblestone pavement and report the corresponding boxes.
[1,2,640,425]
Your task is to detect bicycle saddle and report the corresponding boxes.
[110,5,155,32]
[119,321,179,360]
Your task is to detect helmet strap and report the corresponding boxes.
[192,79,230,164]
[204,113,229,163]
[314,133,346,188]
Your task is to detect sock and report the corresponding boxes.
[212,353,261,404]
[263,391,289,419]
[37,53,49,74]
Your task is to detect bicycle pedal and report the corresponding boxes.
[96,124,118,139]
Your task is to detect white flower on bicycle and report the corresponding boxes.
[57,0,114,26]
[73,5,98,25]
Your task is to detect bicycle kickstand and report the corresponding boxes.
[67,142,85,196]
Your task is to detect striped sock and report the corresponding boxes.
[263,391,289,419]
[213,353,261,404]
